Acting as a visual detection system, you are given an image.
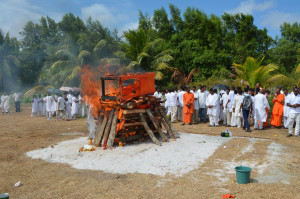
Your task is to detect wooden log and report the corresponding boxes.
[158,108,180,138]
[95,109,104,134]
[139,113,162,146]
[107,110,119,148]
[94,110,109,146]
[102,109,115,147]
[123,122,144,127]
[146,109,168,142]
[123,109,146,115]
[155,108,175,139]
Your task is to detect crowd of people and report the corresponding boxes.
[154,84,300,137]
[0,91,87,121]
[31,92,87,120]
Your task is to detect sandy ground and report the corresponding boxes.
[0,104,300,199]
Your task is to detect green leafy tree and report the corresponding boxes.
[0,32,20,91]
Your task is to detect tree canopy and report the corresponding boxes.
[0,4,299,92]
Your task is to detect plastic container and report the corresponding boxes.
[235,166,252,184]
[0,193,9,199]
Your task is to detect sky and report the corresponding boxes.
[0,0,299,39]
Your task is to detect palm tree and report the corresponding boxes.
[122,29,174,80]
[0,33,20,92]
[232,56,286,88]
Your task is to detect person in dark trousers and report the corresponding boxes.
[13,91,22,112]
[241,88,253,132]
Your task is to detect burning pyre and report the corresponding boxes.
[81,65,178,149]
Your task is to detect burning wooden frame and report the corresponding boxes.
[93,72,179,149]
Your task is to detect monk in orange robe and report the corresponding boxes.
[182,87,194,125]
[271,87,285,127]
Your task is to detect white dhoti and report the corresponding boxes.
[209,115,219,126]
[288,113,300,136]
[170,106,178,122]
[177,106,183,121]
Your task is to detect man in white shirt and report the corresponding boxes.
[45,93,53,120]
[206,89,219,126]
[227,87,235,126]
[13,91,22,112]
[71,94,79,119]
[177,87,185,122]
[2,92,10,114]
[221,88,230,125]
[169,89,178,123]
[254,89,270,130]
[232,89,244,128]
[191,86,199,124]
[286,87,300,137]
[283,88,290,129]
[154,88,161,98]
[199,86,207,123]
[56,93,67,121]
[1,93,5,113]
[67,91,73,106]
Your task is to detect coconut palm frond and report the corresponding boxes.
[154,71,164,80]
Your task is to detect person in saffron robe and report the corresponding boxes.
[271,87,285,128]
[182,87,194,125]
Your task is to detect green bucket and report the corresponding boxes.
[235,166,252,184]
[0,193,9,199]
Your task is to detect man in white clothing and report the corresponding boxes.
[154,88,161,98]
[45,93,53,120]
[1,93,5,113]
[227,87,235,126]
[168,89,178,123]
[283,88,290,129]
[254,89,270,130]
[2,92,10,114]
[67,91,73,106]
[13,91,22,112]
[71,94,79,119]
[164,89,171,117]
[232,90,244,128]
[286,87,300,137]
[206,89,219,126]
[31,95,39,117]
[56,94,67,120]
[198,86,207,123]
[177,87,185,122]
[192,86,199,124]
[221,88,230,125]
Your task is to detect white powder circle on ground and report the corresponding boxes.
[26,133,230,176]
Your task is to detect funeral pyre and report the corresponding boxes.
[81,68,178,149]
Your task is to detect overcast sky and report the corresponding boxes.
[0,0,299,39]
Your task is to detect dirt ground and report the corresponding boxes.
[0,104,299,199]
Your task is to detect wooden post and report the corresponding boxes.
[94,110,109,146]
[158,108,179,138]
[102,109,115,147]
[139,112,162,146]
[107,110,119,148]
[146,109,168,142]
[155,108,175,139]
[94,109,104,139]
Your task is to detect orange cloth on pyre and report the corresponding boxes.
[183,92,194,124]
[271,94,284,127]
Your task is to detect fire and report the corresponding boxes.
[80,63,177,149]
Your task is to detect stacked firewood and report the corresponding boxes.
[93,96,179,149]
